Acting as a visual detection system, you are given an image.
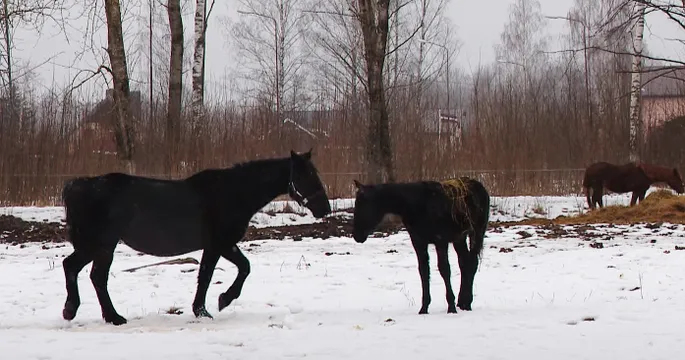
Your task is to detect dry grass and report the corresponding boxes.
[506,190,685,226]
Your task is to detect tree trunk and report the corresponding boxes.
[1,0,14,172]
[191,0,207,138]
[628,1,645,163]
[357,0,395,184]
[167,0,184,173]
[104,0,135,173]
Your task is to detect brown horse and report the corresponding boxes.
[582,161,684,210]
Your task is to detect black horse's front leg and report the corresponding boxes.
[412,240,431,314]
[218,245,251,312]
[192,249,221,319]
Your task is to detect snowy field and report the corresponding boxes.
[2,191,685,359]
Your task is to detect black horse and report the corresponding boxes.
[352,177,489,314]
[61,150,331,325]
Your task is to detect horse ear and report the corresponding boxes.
[675,168,681,178]
[290,150,297,158]
[303,148,312,160]
[353,179,364,190]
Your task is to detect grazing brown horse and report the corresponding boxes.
[582,161,684,210]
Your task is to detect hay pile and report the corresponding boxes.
[509,190,685,226]
[567,190,685,224]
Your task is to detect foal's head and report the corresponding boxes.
[352,180,386,244]
[288,149,332,218]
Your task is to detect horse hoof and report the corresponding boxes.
[418,308,428,315]
[218,293,235,312]
[193,306,214,319]
[447,306,458,314]
[62,301,79,321]
[62,307,76,321]
[457,303,472,311]
[105,314,127,326]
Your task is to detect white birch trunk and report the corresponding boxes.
[191,0,207,133]
[628,1,645,163]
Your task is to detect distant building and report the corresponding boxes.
[640,66,685,136]
[70,89,141,155]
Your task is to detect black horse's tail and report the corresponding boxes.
[468,179,490,258]
[62,176,98,246]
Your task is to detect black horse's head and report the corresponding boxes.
[352,180,385,244]
[288,149,331,218]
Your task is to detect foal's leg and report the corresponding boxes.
[62,250,93,321]
[435,242,457,313]
[411,239,431,314]
[192,249,221,319]
[454,236,478,311]
[217,244,251,312]
[90,246,127,325]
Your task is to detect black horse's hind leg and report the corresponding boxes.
[218,245,251,312]
[62,250,93,321]
[411,239,431,314]
[90,247,127,325]
[435,242,457,313]
[192,249,221,319]
[454,236,478,311]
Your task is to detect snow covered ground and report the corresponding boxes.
[1,192,685,359]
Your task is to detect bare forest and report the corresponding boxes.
[1,0,684,205]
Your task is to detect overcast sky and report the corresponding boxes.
[11,0,685,98]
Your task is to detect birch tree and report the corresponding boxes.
[191,0,207,134]
[628,1,645,162]
[167,0,183,165]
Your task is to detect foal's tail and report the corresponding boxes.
[468,180,490,259]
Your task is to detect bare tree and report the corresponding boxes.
[233,0,310,120]
[306,0,366,109]
[496,0,549,90]
[412,0,454,120]
[104,0,135,172]
[355,0,396,183]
